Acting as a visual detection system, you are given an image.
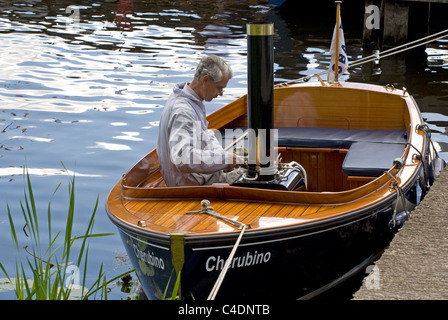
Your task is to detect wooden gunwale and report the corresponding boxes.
[106,82,426,241]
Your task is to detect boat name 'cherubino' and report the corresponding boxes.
[133,244,165,270]
[206,251,271,272]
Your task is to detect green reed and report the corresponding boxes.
[0,164,135,300]
[162,272,181,300]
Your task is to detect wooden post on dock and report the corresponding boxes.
[363,0,433,49]
[382,0,409,48]
[362,0,410,49]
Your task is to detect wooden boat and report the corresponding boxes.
[106,24,445,300]
[106,80,445,299]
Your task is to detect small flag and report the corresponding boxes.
[328,12,348,82]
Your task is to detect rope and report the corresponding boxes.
[207,224,247,300]
[276,28,448,86]
[417,124,438,158]
[406,141,430,191]
[385,171,410,228]
[415,123,442,190]
[350,28,448,68]
[186,200,248,300]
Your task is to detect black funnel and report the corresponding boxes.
[246,23,275,180]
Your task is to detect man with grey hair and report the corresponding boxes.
[157,55,243,187]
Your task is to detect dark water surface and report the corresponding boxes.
[1,0,447,299]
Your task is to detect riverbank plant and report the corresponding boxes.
[0,164,135,300]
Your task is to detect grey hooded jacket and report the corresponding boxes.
[157,82,241,187]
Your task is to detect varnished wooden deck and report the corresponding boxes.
[122,198,336,233]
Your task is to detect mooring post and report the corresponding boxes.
[382,0,410,48]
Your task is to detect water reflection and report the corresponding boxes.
[0,167,101,177]
[87,141,131,151]
[1,0,447,187]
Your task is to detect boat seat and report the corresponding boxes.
[220,127,407,149]
[276,127,407,148]
[342,141,407,177]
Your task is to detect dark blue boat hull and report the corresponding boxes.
[118,196,407,300]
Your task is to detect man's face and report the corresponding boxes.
[203,73,230,102]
